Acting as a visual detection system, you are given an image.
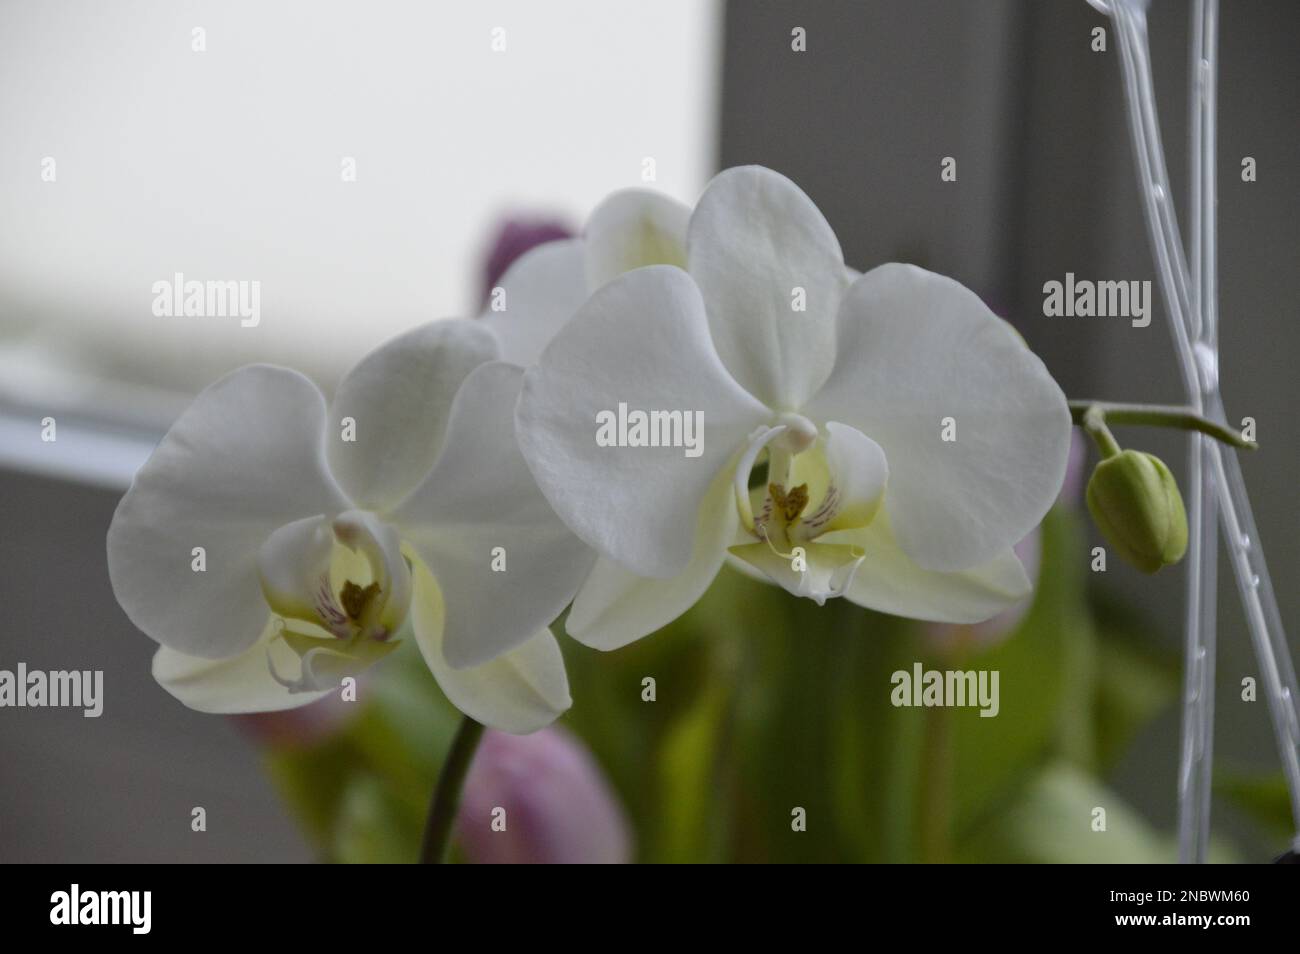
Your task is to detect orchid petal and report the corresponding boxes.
[805,264,1070,572]
[395,362,595,668]
[151,625,331,714]
[822,509,1032,623]
[687,165,849,409]
[328,319,497,512]
[567,454,738,650]
[480,238,589,367]
[583,188,690,290]
[107,366,349,659]
[408,559,570,734]
[796,422,888,537]
[517,265,770,578]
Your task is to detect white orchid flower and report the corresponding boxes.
[107,320,594,733]
[516,165,1072,651]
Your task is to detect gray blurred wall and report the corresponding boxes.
[0,470,310,862]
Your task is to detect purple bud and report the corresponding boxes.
[456,726,632,864]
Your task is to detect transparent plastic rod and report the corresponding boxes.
[1180,438,1216,863]
[1207,393,1300,852]
[1111,4,1199,383]
[1111,1,1212,862]
[1177,0,1219,867]
[1110,0,1300,854]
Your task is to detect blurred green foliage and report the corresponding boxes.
[1215,769,1294,847]
[265,506,1226,862]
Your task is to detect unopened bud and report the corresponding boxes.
[1086,450,1188,573]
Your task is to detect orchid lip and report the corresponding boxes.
[735,417,881,547]
[255,511,414,694]
[725,415,892,606]
[312,573,352,638]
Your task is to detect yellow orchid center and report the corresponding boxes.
[256,510,412,693]
[729,416,890,606]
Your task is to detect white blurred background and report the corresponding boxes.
[0,0,721,484]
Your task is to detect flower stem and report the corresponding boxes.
[1079,405,1122,459]
[419,715,485,864]
[1068,400,1255,450]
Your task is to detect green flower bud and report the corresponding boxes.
[1086,450,1188,573]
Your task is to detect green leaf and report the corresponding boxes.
[331,774,423,864]
[949,508,1087,835]
[957,761,1236,863]
[653,677,733,863]
[726,574,921,862]
[1092,637,1178,772]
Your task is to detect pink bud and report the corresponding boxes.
[456,726,632,864]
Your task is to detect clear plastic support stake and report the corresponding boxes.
[1178,0,1219,867]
